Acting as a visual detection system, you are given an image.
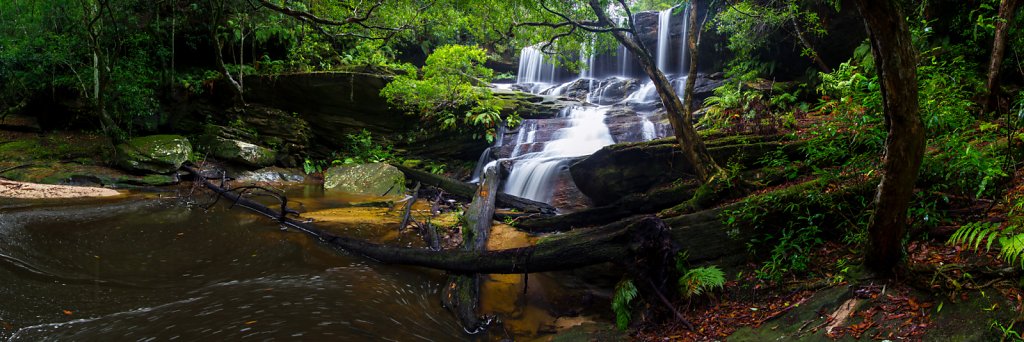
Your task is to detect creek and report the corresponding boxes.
[0,188,604,340]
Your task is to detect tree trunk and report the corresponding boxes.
[853,0,925,274]
[442,165,499,332]
[791,18,833,73]
[588,0,723,183]
[984,0,1022,114]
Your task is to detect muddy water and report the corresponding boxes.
[0,187,606,340]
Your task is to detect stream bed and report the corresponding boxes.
[0,187,609,340]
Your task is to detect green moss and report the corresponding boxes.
[0,139,46,161]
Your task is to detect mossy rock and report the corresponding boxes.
[208,137,277,168]
[323,163,406,197]
[115,135,192,174]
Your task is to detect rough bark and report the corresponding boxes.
[442,165,499,332]
[392,164,556,215]
[984,0,1022,114]
[588,0,723,183]
[853,0,925,274]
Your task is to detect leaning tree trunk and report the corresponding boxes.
[853,0,925,274]
[984,0,1022,114]
[588,0,723,183]
[442,165,499,333]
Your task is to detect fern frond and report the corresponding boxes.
[948,222,1000,252]
[612,278,638,331]
[999,234,1024,268]
[679,266,726,297]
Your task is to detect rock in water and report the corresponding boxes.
[115,135,192,174]
[237,167,306,183]
[323,163,406,196]
[208,138,277,168]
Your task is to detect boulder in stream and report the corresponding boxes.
[115,135,192,174]
[324,163,406,196]
[207,137,278,168]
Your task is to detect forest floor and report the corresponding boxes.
[629,114,1024,341]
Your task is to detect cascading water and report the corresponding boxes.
[679,5,691,75]
[491,5,697,205]
[503,107,615,202]
[517,46,560,93]
[656,8,672,73]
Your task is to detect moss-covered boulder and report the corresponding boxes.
[115,135,192,174]
[208,137,277,168]
[323,163,406,196]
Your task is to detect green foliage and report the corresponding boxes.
[949,195,1024,269]
[381,45,504,142]
[700,80,803,134]
[612,278,638,331]
[754,212,824,281]
[333,129,399,165]
[675,252,725,298]
[714,0,832,79]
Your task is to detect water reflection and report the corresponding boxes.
[0,187,610,341]
[0,192,466,341]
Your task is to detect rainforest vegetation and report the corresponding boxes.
[2,0,1024,340]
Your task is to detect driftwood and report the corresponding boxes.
[392,164,556,215]
[442,165,499,332]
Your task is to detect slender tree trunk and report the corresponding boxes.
[589,0,722,183]
[984,0,1021,114]
[791,18,833,73]
[853,0,925,274]
[209,0,244,104]
[682,0,700,123]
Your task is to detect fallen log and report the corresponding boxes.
[392,164,556,215]
[516,180,699,233]
[183,164,670,274]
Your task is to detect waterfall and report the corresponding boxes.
[616,17,632,77]
[679,5,691,75]
[503,106,615,203]
[642,119,657,141]
[517,46,558,84]
[656,8,672,74]
[469,125,506,183]
[493,8,700,204]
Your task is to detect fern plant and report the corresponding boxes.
[612,278,638,331]
[679,266,726,297]
[675,252,726,298]
[948,221,1024,268]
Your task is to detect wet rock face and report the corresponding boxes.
[323,163,406,197]
[240,71,410,155]
[115,135,192,174]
